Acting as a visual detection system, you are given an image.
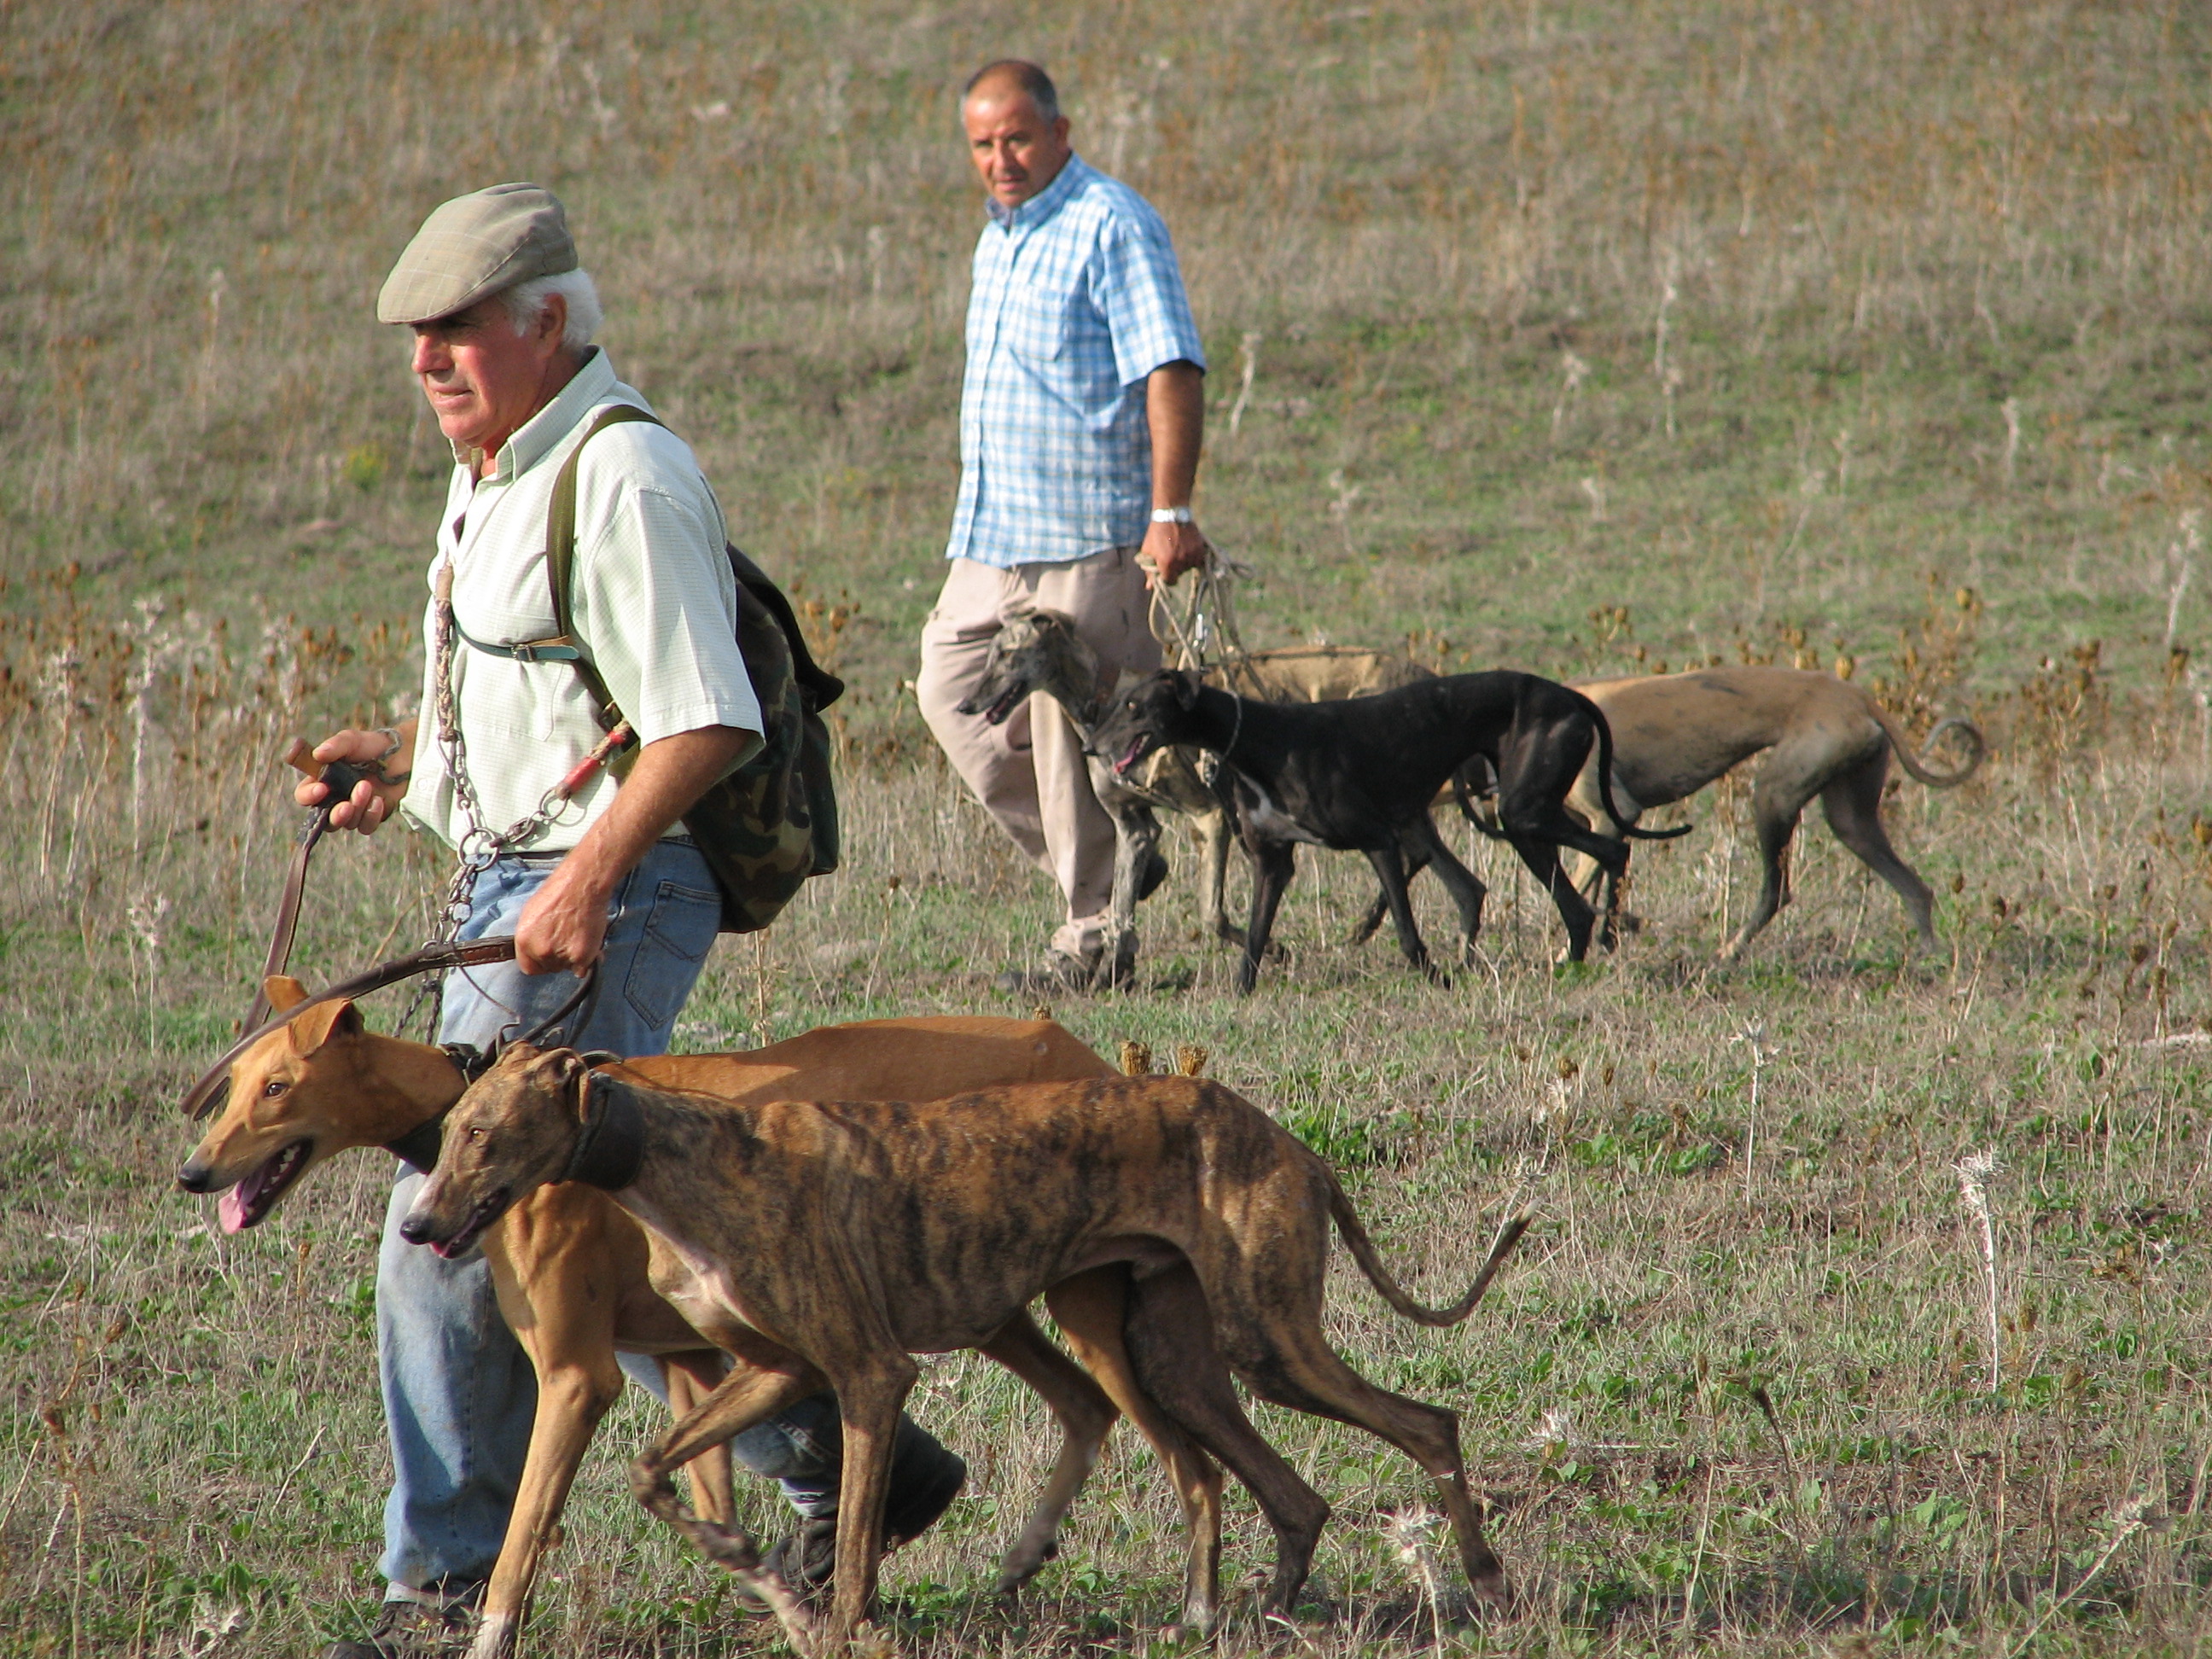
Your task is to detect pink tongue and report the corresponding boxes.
[218,1190,249,1234]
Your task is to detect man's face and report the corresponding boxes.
[963,89,1072,211]
[408,294,565,457]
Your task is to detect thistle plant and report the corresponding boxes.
[1732,1022,1770,1203]
[1955,1150,2004,1393]
[1551,349,1590,440]
[1378,1506,1451,1644]
[1225,331,1260,439]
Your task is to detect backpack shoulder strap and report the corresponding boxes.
[543,404,666,723]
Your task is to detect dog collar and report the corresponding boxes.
[384,1111,449,1173]
[562,1072,646,1190]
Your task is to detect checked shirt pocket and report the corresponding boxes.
[1001,283,1079,363]
[623,878,721,1030]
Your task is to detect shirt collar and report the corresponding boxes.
[985,152,1091,233]
[451,346,620,480]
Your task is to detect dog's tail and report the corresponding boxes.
[1865,706,1987,788]
[1450,767,1511,841]
[1329,1185,1530,1327]
[1573,690,1694,842]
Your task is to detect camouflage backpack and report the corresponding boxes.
[538,405,841,933]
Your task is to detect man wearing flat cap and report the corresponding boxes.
[303,184,965,1659]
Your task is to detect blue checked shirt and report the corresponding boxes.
[946,154,1207,568]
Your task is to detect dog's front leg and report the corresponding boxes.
[1402,816,1483,963]
[1360,844,1442,984]
[824,1356,922,1652]
[1196,806,1244,946]
[1237,841,1297,994]
[471,1344,628,1659]
[630,1355,827,1653]
[1100,790,1161,990]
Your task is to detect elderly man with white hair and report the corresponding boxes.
[299,183,965,1659]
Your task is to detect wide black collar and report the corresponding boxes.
[380,1044,492,1173]
[562,1071,647,1191]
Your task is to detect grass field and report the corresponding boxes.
[8,1,2212,1654]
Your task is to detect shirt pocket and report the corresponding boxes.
[1001,275,1080,364]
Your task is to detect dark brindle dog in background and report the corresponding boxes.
[1090,668,1687,990]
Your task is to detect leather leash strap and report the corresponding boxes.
[242,746,385,1033]
[182,936,520,1121]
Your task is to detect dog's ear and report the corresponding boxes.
[288,998,362,1056]
[1172,667,1203,710]
[263,975,311,1012]
[544,1050,595,1117]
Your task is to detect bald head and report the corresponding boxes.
[964,59,1060,123]
[963,59,1072,211]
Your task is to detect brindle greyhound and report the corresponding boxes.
[404,1049,1529,1656]
[180,992,1288,1659]
[1089,668,1685,991]
[1559,667,1986,956]
[956,608,1432,986]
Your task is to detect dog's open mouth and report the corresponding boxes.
[976,681,1027,726]
[217,1138,313,1234]
[1112,735,1153,776]
[430,1188,511,1260]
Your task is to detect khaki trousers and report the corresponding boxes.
[916,548,1161,963]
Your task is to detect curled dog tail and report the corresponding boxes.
[1570,690,1693,841]
[1329,1185,1530,1327]
[1866,706,1987,788]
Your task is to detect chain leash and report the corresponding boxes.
[404,565,630,1039]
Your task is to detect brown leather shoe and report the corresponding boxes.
[320,1595,476,1659]
[992,952,1096,997]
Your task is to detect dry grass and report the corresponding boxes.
[8,567,2212,1656]
[8,2,2212,1655]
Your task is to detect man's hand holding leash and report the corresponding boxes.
[295,721,416,833]
[1139,358,1209,590]
[293,720,749,976]
[504,725,750,975]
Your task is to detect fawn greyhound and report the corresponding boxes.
[958,608,1433,985]
[1563,667,1986,956]
[179,992,1286,1658]
[404,1049,1528,1656]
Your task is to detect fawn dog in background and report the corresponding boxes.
[1564,667,1986,956]
[405,1051,1528,1656]
[179,996,1232,1659]
[956,608,1431,984]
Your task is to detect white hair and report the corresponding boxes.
[501,268,602,351]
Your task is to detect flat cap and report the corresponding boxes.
[377,183,577,326]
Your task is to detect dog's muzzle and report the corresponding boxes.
[958,680,1029,727]
[399,1185,510,1259]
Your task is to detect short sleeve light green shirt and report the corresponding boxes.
[400,348,763,854]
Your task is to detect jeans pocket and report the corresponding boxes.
[623,879,721,1031]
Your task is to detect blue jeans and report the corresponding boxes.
[375,844,874,1592]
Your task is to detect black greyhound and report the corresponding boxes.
[1089,669,1687,991]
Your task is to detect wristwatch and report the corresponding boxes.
[1150,506,1193,525]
